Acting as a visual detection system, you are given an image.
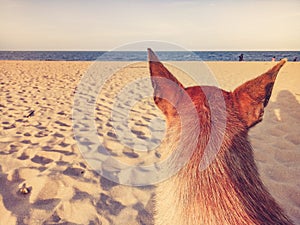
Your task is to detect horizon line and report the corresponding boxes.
[0,49,299,52]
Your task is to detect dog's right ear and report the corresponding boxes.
[233,59,287,128]
[148,48,186,118]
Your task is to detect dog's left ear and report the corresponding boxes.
[148,48,186,118]
[233,59,287,128]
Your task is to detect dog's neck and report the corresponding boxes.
[155,123,292,225]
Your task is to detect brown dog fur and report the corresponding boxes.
[148,48,294,225]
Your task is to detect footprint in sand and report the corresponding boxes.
[33,198,60,211]
[71,188,92,201]
[31,155,53,165]
[17,153,29,160]
[122,149,139,158]
[96,193,125,216]
[54,120,70,127]
[63,167,85,177]
[100,176,119,191]
[52,132,64,138]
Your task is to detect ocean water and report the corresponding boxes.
[0,51,299,61]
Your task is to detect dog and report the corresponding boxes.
[148,48,293,225]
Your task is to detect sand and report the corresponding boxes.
[0,60,299,224]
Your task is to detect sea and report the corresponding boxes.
[0,51,299,61]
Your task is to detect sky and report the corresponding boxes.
[0,0,299,51]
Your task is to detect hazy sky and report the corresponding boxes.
[1,0,299,50]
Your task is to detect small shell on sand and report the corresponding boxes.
[19,183,31,195]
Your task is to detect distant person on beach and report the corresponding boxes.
[272,56,276,62]
[293,57,297,62]
[239,54,244,61]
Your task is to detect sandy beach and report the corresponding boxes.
[0,60,299,225]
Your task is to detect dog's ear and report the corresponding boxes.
[148,48,186,118]
[233,59,287,128]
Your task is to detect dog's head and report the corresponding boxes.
[148,48,286,168]
[148,48,286,130]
